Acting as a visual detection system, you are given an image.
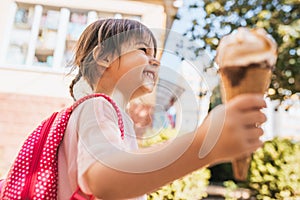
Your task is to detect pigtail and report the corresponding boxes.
[69,71,82,101]
[68,20,101,100]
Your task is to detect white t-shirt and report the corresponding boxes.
[57,97,146,200]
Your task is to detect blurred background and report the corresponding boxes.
[0,0,299,199]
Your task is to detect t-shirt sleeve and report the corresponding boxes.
[76,98,124,194]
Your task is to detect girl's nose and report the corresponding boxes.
[149,58,160,68]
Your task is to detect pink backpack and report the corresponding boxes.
[0,93,124,200]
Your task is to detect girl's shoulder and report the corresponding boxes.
[73,96,121,122]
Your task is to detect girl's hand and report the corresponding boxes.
[199,94,266,164]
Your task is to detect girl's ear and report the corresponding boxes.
[93,45,110,68]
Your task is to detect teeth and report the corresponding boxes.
[143,71,155,91]
[145,71,154,80]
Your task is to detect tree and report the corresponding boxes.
[180,0,300,101]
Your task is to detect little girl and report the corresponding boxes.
[59,18,266,199]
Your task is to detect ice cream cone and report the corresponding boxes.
[219,64,272,180]
[219,65,272,102]
[215,27,277,181]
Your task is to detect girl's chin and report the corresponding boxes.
[131,85,154,99]
[143,83,154,92]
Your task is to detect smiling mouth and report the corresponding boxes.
[143,71,155,81]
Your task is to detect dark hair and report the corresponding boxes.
[69,18,157,100]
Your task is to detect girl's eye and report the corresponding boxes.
[138,48,147,53]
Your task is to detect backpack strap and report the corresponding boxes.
[70,93,125,139]
[70,187,94,200]
[0,179,5,193]
[70,93,125,199]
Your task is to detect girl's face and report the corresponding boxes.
[104,39,160,100]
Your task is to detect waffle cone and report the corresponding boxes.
[219,66,271,181]
[220,67,271,102]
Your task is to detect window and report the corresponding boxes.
[34,8,60,67]
[63,11,88,67]
[6,4,34,65]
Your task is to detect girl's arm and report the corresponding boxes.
[84,94,266,199]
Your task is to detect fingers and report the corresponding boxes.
[230,127,264,159]
[207,95,268,162]
[241,110,267,127]
[239,126,264,156]
[245,127,264,140]
[232,109,265,157]
[229,94,267,111]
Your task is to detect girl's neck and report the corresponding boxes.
[111,89,130,110]
[95,76,132,110]
[95,85,129,110]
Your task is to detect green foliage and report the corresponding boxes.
[248,137,300,199]
[140,128,178,147]
[147,168,210,200]
[223,180,239,200]
[141,128,211,200]
[182,0,300,101]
